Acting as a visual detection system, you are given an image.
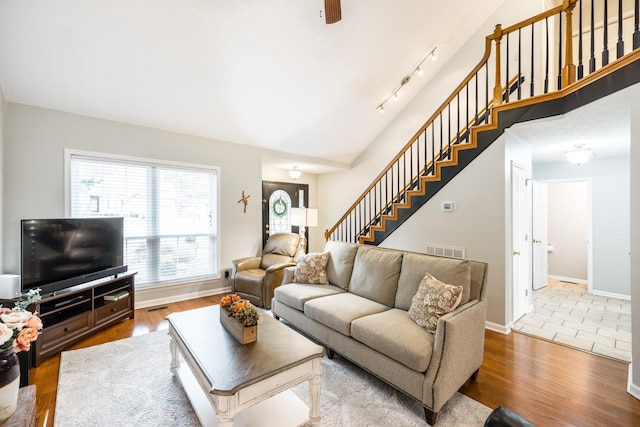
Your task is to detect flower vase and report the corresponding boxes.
[219,308,257,344]
[0,347,20,422]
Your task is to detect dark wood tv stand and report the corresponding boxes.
[32,272,136,366]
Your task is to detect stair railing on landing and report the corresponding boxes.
[326,0,640,244]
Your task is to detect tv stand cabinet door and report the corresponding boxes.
[36,312,92,364]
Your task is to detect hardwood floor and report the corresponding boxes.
[28,295,640,427]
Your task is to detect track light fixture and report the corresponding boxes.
[377,47,438,113]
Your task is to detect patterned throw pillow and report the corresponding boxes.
[294,252,330,284]
[408,273,463,333]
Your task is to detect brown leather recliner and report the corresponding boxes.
[231,232,306,309]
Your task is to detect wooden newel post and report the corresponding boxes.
[562,0,578,87]
[492,24,504,105]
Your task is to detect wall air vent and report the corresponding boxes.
[424,244,466,259]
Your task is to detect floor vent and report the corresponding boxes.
[146,306,169,312]
[424,244,466,259]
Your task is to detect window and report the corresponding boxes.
[67,150,219,287]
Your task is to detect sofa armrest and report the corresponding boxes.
[262,262,297,309]
[282,266,297,285]
[423,299,487,413]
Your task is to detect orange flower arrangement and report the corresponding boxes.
[220,294,259,327]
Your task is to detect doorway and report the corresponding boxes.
[262,181,309,250]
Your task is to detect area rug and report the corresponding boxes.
[55,331,492,426]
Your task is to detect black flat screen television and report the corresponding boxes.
[21,217,127,296]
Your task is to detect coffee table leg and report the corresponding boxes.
[169,334,180,373]
[308,358,322,426]
[213,395,236,427]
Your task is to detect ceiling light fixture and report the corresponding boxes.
[564,144,594,165]
[377,46,438,113]
[289,166,302,179]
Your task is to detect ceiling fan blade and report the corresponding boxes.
[324,0,342,24]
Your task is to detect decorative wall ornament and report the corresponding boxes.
[237,191,250,213]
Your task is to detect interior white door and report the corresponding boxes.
[511,163,529,322]
[532,181,548,290]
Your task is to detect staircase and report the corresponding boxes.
[326,0,640,245]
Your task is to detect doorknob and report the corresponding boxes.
[513,251,521,255]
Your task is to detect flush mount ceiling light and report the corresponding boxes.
[289,166,302,179]
[564,144,594,165]
[377,47,438,113]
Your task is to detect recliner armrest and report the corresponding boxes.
[261,262,297,309]
[231,257,261,274]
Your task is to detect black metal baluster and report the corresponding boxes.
[423,129,428,175]
[617,0,624,58]
[466,84,470,142]
[431,123,435,175]
[505,33,510,103]
[475,72,479,123]
[456,93,461,144]
[485,63,489,123]
[578,0,584,79]
[530,23,536,96]
[603,0,610,66]
[440,113,444,159]
[590,0,597,72]
[635,0,640,48]
[396,161,400,203]
[518,28,522,99]
[545,17,550,93]
[558,13,563,90]
[447,104,451,160]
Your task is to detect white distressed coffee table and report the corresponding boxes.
[166,305,323,427]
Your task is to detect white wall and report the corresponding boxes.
[0,83,4,273]
[2,103,301,305]
[380,137,508,327]
[628,82,640,399]
[546,181,589,282]
[534,156,630,297]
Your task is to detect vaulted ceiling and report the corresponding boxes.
[0,0,505,169]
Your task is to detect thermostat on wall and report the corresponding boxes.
[442,201,456,212]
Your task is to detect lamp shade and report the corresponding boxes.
[291,208,318,227]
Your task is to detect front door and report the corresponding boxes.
[262,181,309,249]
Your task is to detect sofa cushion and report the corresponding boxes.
[351,308,435,372]
[274,283,345,311]
[304,293,389,336]
[408,273,463,333]
[395,253,471,311]
[294,252,330,284]
[348,246,402,307]
[324,240,359,290]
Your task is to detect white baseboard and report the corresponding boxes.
[486,321,511,335]
[548,275,587,285]
[592,289,631,301]
[135,283,231,309]
[628,362,640,401]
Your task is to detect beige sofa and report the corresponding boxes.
[271,240,488,425]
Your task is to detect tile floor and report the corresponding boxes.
[512,278,631,362]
